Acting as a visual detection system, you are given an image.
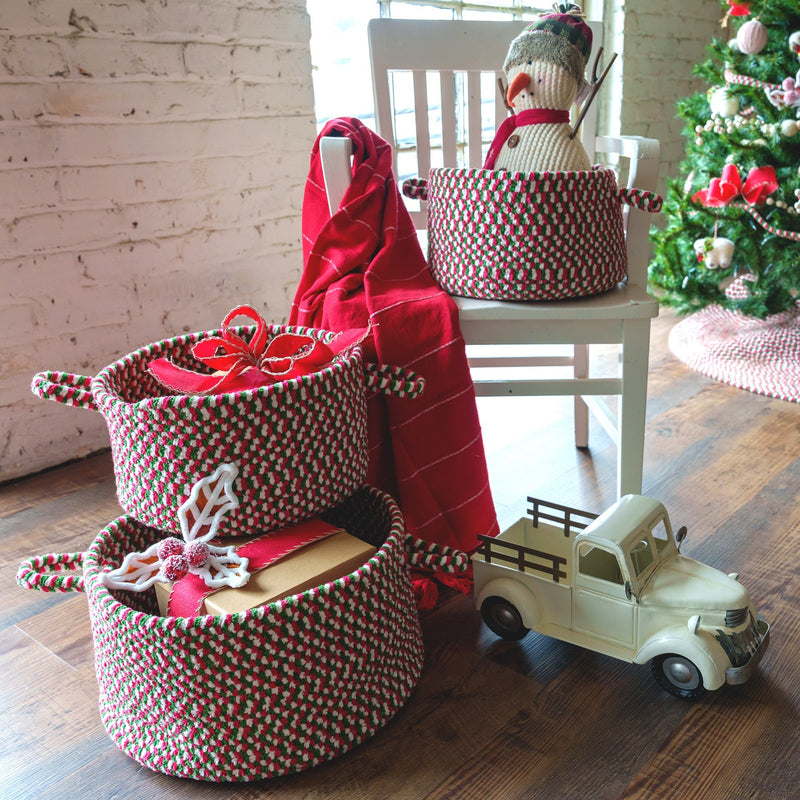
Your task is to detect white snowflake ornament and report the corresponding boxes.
[102,463,251,593]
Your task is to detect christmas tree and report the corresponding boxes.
[649,0,800,319]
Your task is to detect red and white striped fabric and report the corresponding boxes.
[290,118,499,552]
[669,290,800,404]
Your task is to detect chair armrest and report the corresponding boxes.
[320,136,354,215]
[594,134,660,192]
[595,134,661,289]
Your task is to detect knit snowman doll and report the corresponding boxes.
[484,3,592,174]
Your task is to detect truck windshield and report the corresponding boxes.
[629,538,655,578]
[651,519,672,553]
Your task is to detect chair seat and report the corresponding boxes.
[453,285,659,324]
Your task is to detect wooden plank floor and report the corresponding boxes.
[2,308,799,800]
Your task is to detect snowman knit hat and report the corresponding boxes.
[504,3,592,85]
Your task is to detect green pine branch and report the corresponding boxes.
[649,0,800,317]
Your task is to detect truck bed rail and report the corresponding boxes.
[527,497,598,538]
[476,534,568,583]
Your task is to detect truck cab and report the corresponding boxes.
[473,495,770,698]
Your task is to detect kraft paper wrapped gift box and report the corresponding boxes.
[155,529,376,617]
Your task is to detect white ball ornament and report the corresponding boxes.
[781,119,798,137]
[737,19,768,55]
[789,31,800,58]
[709,87,740,118]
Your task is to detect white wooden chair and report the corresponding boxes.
[320,18,660,498]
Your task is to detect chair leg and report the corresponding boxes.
[573,344,589,448]
[617,319,651,497]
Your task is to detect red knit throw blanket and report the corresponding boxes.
[290,117,499,553]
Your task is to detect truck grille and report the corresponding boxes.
[725,608,748,627]
[715,613,761,668]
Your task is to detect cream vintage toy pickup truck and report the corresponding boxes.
[473,495,770,698]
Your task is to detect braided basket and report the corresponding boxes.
[31,324,424,537]
[404,166,662,301]
[16,487,468,781]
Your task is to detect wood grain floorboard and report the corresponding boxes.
[2,308,799,799]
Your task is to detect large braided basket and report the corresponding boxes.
[16,487,468,781]
[404,166,662,301]
[31,324,424,537]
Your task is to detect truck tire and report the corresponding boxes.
[480,596,530,641]
[651,654,707,699]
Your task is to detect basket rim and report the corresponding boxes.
[83,496,406,630]
[90,323,364,414]
[427,164,617,181]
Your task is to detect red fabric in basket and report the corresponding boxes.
[290,117,499,552]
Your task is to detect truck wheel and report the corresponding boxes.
[652,654,707,699]
[480,596,530,641]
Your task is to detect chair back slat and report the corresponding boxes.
[440,71,458,167]
[412,70,432,180]
[367,18,605,199]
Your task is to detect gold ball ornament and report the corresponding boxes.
[781,119,798,137]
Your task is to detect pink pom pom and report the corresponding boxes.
[157,537,184,561]
[184,540,210,567]
[161,553,189,582]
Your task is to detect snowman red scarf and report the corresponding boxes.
[483,108,570,169]
[290,117,499,555]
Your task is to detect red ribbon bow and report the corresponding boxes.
[691,164,778,208]
[149,305,366,395]
[726,1,751,15]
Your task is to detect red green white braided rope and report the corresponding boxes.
[16,552,86,592]
[723,68,780,92]
[730,202,800,241]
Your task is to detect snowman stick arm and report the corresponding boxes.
[591,46,604,84]
[497,76,514,113]
[570,50,617,140]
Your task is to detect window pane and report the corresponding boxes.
[389,2,453,19]
[579,545,623,585]
[308,0,380,130]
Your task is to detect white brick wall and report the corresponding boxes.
[1,0,317,481]
[601,0,722,193]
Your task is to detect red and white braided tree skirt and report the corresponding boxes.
[669,301,800,404]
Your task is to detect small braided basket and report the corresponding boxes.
[16,487,469,781]
[404,166,662,301]
[31,324,424,537]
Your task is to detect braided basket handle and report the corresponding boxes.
[404,535,470,574]
[402,177,428,201]
[365,363,426,399]
[30,371,98,411]
[16,552,86,593]
[618,187,663,213]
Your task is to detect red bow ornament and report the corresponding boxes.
[726,1,751,15]
[691,164,778,208]
[149,305,366,395]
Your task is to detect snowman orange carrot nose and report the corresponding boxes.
[507,71,531,107]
